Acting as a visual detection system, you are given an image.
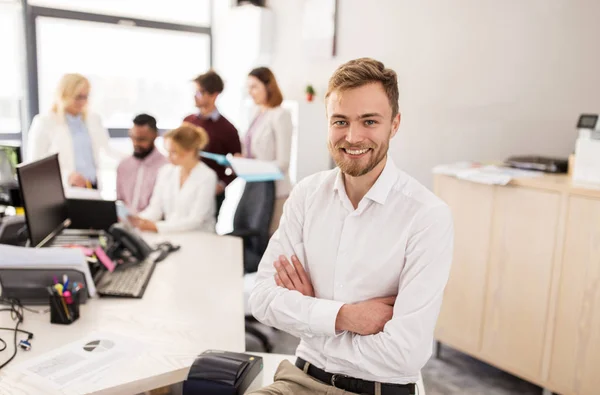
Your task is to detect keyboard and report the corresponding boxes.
[94,251,160,298]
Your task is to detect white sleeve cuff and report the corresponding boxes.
[309,299,345,337]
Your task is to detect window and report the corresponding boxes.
[36,17,210,131]
[0,2,24,136]
[29,0,211,26]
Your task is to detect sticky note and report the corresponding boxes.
[95,247,116,272]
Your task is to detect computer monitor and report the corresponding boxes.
[0,142,21,184]
[16,154,70,247]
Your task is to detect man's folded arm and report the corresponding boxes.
[248,183,345,339]
[326,205,454,375]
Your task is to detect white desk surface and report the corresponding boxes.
[0,231,244,395]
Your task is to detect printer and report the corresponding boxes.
[572,113,600,185]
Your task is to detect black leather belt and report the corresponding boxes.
[295,358,416,395]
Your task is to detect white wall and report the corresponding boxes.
[262,0,600,187]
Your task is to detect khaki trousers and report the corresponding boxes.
[249,360,357,395]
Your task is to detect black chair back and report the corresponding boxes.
[232,181,275,273]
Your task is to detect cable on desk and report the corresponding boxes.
[0,298,35,370]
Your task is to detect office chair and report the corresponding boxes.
[227,181,275,273]
[226,181,276,352]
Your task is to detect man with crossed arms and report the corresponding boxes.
[249,58,454,395]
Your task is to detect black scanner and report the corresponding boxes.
[183,350,263,395]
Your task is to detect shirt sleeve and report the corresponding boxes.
[272,109,293,172]
[138,167,166,222]
[223,123,242,185]
[248,182,345,338]
[116,162,125,202]
[321,205,454,376]
[154,169,217,233]
[26,115,51,161]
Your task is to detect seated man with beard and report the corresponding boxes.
[116,114,168,214]
[248,58,454,395]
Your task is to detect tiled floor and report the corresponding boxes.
[247,329,544,395]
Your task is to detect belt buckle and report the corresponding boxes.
[330,374,348,388]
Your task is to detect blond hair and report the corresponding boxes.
[51,73,90,118]
[164,123,209,152]
[326,58,399,117]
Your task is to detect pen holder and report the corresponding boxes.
[49,292,80,325]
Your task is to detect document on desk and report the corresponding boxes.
[433,162,542,185]
[65,186,103,200]
[227,154,283,182]
[9,331,144,393]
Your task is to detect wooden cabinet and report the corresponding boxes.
[548,196,600,395]
[434,176,493,353]
[434,173,600,395]
[481,187,560,380]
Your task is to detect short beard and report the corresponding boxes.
[328,132,390,177]
[133,145,154,159]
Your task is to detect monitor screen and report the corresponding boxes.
[17,154,69,247]
[0,143,21,184]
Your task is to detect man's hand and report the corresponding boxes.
[273,255,315,297]
[335,296,396,335]
[68,172,88,188]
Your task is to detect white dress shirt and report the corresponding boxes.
[139,162,217,233]
[249,157,454,384]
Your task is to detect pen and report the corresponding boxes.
[53,275,58,285]
[63,275,69,291]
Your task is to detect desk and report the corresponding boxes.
[0,231,244,395]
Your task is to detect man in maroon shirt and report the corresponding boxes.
[184,70,241,218]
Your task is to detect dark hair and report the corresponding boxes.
[326,58,399,117]
[248,67,283,108]
[133,113,158,133]
[194,70,224,95]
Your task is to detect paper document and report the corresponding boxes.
[433,162,543,185]
[9,331,144,393]
[200,151,230,166]
[227,154,283,182]
[0,244,97,297]
[65,187,102,200]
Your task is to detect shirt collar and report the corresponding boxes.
[333,156,399,206]
[201,109,220,122]
[65,113,83,122]
[137,145,160,163]
[364,156,398,205]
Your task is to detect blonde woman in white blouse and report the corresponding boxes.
[129,123,217,233]
[27,73,112,189]
[245,67,293,233]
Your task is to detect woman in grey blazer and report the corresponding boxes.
[245,67,293,234]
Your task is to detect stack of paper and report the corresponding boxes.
[433,162,543,186]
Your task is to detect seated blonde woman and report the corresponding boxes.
[129,123,217,233]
